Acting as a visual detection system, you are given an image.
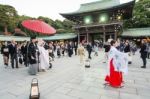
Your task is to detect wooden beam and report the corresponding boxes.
[103,26,106,42]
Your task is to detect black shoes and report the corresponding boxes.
[141,66,146,68]
[128,61,132,64]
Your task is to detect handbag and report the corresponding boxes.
[19,57,23,64]
[3,48,9,52]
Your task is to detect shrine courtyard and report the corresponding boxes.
[0,50,150,99]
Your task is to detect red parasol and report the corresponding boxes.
[21,19,56,35]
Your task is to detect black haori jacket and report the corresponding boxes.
[28,42,39,64]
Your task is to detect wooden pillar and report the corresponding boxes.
[114,31,117,40]
[114,24,118,40]
[87,33,89,43]
[77,28,80,44]
[75,24,80,44]
[103,26,106,42]
[85,27,89,43]
[78,32,80,44]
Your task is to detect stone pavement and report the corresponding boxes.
[0,50,150,99]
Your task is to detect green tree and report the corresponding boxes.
[37,16,55,27]
[0,4,18,33]
[54,19,64,29]
[37,17,74,34]
[62,19,74,32]
[55,19,75,33]
[132,0,150,27]
[0,4,75,36]
[16,15,33,36]
[63,19,74,28]
[17,15,32,27]
[123,0,150,28]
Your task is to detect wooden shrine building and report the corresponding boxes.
[60,0,135,43]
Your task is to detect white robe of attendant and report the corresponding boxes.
[107,46,128,75]
[38,45,49,70]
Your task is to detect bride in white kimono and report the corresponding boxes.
[37,39,49,71]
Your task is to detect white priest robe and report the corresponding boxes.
[105,46,128,87]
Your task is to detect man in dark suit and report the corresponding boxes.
[86,42,92,59]
[74,42,78,55]
[28,36,39,75]
[21,41,28,67]
[140,39,147,68]
[124,41,130,53]
[9,40,18,69]
[124,41,132,64]
[68,42,73,57]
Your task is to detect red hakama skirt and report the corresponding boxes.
[105,59,123,87]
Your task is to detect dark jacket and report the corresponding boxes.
[124,45,130,53]
[1,45,9,56]
[21,45,27,55]
[68,44,73,53]
[28,42,39,64]
[140,44,147,58]
[103,44,110,52]
[9,44,17,55]
[87,44,92,52]
[74,43,78,49]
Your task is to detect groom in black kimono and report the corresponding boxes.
[28,36,39,75]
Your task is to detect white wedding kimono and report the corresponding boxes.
[38,45,49,70]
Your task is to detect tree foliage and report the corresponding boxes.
[0,4,18,33]
[0,4,74,36]
[37,17,74,34]
[37,16,55,27]
[123,0,150,28]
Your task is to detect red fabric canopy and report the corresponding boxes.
[22,19,56,35]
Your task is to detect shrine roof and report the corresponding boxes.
[60,0,135,16]
[122,27,150,37]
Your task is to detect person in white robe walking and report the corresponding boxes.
[37,39,49,72]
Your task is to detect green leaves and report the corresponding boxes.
[123,0,150,28]
[0,4,74,35]
[37,17,74,34]
[0,4,18,32]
